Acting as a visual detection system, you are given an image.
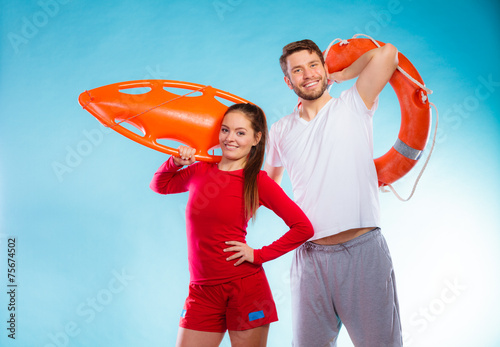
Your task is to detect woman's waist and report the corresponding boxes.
[188,258,261,286]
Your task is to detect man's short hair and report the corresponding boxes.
[279,39,325,77]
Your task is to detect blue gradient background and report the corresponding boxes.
[1,0,499,346]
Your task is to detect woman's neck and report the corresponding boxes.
[218,157,246,171]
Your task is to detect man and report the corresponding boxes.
[264,39,402,346]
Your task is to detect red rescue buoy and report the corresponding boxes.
[324,38,431,186]
[78,80,251,162]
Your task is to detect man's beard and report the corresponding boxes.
[290,75,328,101]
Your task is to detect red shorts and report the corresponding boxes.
[179,268,278,332]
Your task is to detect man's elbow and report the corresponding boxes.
[382,43,399,67]
[264,163,283,185]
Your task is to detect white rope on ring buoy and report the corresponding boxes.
[323,38,348,61]
[323,33,439,201]
[324,33,433,95]
[380,102,439,201]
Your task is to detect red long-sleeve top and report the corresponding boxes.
[150,157,313,285]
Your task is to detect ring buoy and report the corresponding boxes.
[78,80,251,162]
[324,38,431,187]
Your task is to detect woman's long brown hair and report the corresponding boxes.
[222,103,268,221]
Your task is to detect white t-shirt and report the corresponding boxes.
[266,85,380,240]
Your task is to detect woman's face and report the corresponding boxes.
[219,110,261,164]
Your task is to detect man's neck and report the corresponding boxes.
[299,92,332,122]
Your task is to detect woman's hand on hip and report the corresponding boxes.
[224,241,254,266]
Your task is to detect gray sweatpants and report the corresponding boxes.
[290,228,402,347]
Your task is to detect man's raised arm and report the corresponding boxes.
[329,43,399,109]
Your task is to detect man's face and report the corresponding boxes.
[284,50,329,101]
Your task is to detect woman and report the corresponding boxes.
[150,103,313,347]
